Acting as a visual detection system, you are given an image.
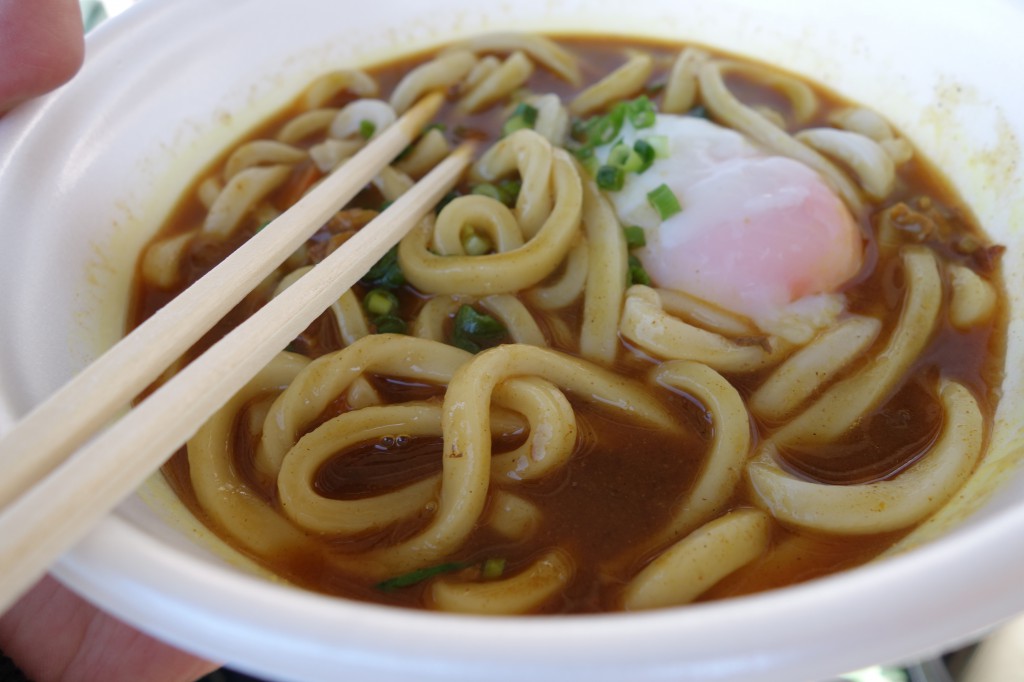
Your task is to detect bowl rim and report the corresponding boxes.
[2,0,1024,680]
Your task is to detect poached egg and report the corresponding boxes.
[596,114,864,336]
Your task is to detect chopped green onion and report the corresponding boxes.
[470,183,505,202]
[481,557,507,580]
[361,245,405,289]
[627,254,652,286]
[376,561,470,592]
[687,104,710,119]
[470,181,519,207]
[502,102,539,136]
[644,135,670,159]
[607,143,644,173]
[358,119,376,139]
[460,226,493,256]
[573,144,594,162]
[624,225,647,249]
[435,190,461,214]
[374,314,407,335]
[645,80,667,97]
[647,183,682,220]
[633,139,656,173]
[581,154,600,177]
[423,122,447,134]
[452,305,506,354]
[363,288,399,317]
[626,96,656,129]
[573,104,626,150]
[596,165,625,192]
[497,178,522,204]
[606,143,631,167]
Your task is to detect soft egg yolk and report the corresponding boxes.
[600,115,864,333]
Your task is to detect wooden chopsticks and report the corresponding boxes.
[0,93,474,612]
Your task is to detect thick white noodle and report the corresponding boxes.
[430,549,574,614]
[141,232,193,288]
[390,50,477,114]
[329,99,396,140]
[277,403,443,534]
[471,128,554,238]
[578,168,628,366]
[795,127,896,200]
[949,264,998,329]
[750,315,883,422]
[224,140,307,181]
[400,146,582,296]
[302,69,378,109]
[698,60,863,213]
[456,51,534,114]
[621,509,771,610]
[748,380,984,534]
[188,353,313,556]
[620,285,789,373]
[643,361,752,550]
[440,32,581,85]
[569,53,653,116]
[662,47,707,114]
[202,165,291,237]
[354,344,679,577]
[772,246,942,447]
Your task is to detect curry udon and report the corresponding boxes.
[129,34,1005,614]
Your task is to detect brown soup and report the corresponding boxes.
[130,35,1005,614]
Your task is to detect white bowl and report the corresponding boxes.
[1,0,1023,680]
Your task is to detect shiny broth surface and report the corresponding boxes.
[131,35,1004,614]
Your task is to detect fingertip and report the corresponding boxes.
[0,0,86,114]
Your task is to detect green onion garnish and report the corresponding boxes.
[502,102,539,136]
[470,183,505,202]
[374,315,407,335]
[607,143,632,167]
[596,164,625,191]
[497,178,522,204]
[647,183,682,220]
[435,190,461,214]
[361,245,405,289]
[460,226,493,256]
[358,119,376,139]
[645,135,670,159]
[481,557,507,580]
[627,254,652,286]
[626,96,656,129]
[687,104,710,120]
[452,305,506,354]
[363,288,399,317]
[624,225,647,249]
[607,143,644,173]
[633,139,656,173]
[376,562,469,592]
[470,180,519,207]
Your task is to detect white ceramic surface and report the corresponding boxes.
[1,0,1023,680]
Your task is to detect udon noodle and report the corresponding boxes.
[131,34,1005,614]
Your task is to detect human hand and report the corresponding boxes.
[0,2,221,680]
[0,0,85,114]
[0,576,219,682]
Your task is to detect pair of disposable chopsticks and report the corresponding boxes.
[0,91,474,612]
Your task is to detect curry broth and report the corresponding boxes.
[131,36,1005,612]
